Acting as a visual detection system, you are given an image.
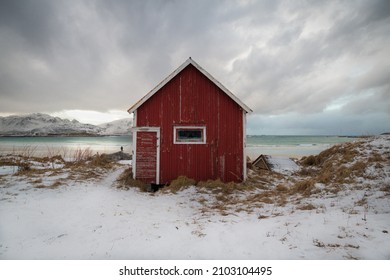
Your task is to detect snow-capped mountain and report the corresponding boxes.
[0,113,132,136]
[98,118,133,135]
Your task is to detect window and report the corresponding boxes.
[174,126,206,144]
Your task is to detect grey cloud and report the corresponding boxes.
[229,0,390,117]
[0,0,389,135]
[343,90,390,115]
[247,112,390,136]
[356,60,390,91]
[0,0,60,52]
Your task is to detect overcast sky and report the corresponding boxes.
[0,0,389,135]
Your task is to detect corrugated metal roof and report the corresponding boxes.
[128,57,252,114]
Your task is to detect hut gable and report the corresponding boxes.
[129,58,251,185]
[128,58,252,115]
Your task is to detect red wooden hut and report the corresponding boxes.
[128,58,252,185]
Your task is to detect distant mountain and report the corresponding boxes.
[98,118,133,136]
[0,113,132,136]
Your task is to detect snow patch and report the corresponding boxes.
[0,166,18,175]
[266,156,300,174]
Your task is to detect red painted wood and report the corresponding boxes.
[135,64,244,184]
[135,131,157,183]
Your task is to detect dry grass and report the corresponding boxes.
[296,139,388,195]
[351,161,366,177]
[69,168,102,181]
[45,146,70,161]
[246,191,275,204]
[301,142,359,168]
[313,239,360,252]
[89,154,113,168]
[297,167,317,177]
[297,203,317,211]
[35,180,64,189]
[164,177,254,213]
[368,152,383,163]
[16,145,37,158]
[290,179,318,197]
[116,168,148,192]
[163,176,196,193]
[380,184,390,195]
[0,155,33,175]
[71,147,93,163]
[197,179,238,194]
[354,197,368,207]
[301,155,318,166]
[326,184,344,194]
[16,162,32,173]
[1,148,117,184]
[275,184,289,192]
[237,178,319,211]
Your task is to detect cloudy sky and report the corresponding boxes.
[0,0,389,135]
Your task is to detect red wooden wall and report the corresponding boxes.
[135,64,244,184]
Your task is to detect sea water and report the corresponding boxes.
[0,135,356,158]
[0,136,132,158]
[246,135,356,158]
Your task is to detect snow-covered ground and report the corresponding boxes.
[0,137,389,259]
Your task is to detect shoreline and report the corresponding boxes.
[0,134,131,138]
[1,134,369,138]
[0,135,361,159]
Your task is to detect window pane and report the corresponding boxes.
[178,130,202,140]
[174,126,206,144]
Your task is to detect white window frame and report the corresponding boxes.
[173,126,206,144]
